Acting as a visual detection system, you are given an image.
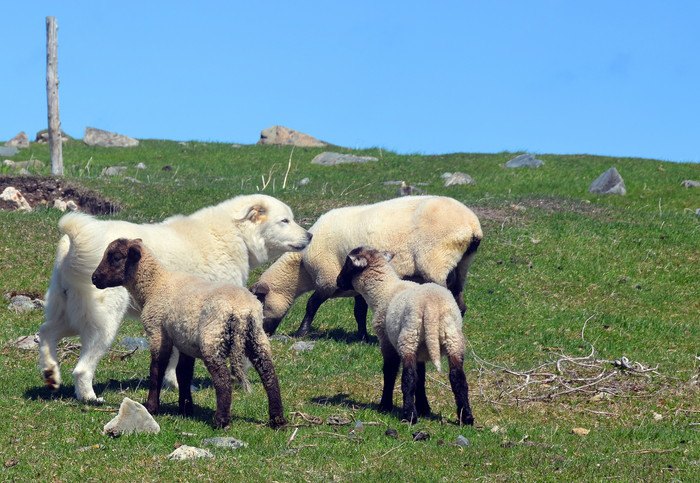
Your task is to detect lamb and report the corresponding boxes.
[251,196,482,340]
[91,238,286,429]
[336,246,474,426]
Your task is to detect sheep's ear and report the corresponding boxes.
[348,254,368,268]
[382,251,395,263]
[245,204,267,223]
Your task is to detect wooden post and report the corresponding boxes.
[46,16,63,176]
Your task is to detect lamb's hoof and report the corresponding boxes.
[357,332,369,343]
[378,402,393,413]
[416,404,431,417]
[292,328,309,338]
[213,414,231,429]
[459,413,475,426]
[269,415,287,429]
[179,401,194,418]
[401,410,419,425]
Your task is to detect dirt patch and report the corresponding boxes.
[0,176,120,215]
[472,197,611,229]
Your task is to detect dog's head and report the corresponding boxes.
[241,196,312,261]
[92,238,143,289]
[336,246,394,291]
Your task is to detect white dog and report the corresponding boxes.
[38,194,311,402]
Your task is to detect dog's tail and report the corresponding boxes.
[57,212,109,284]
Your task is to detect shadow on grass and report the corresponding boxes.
[24,377,267,427]
[310,392,443,423]
[298,328,379,345]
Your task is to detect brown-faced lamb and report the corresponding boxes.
[91,238,286,429]
[251,196,482,340]
[336,246,474,426]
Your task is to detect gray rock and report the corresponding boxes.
[5,132,29,148]
[258,125,326,147]
[455,435,470,447]
[8,334,39,350]
[84,127,139,148]
[8,295,44,313]
[124,177,142,184]
[589,167,626,195]
[101,166,128,176]
[291,341,316,352]
[0,146,19,157]
[135,162,147,170]
[505,154,544,168]
[120,337,149,351]
[35,129,71,144]
[167,445,214,461]
[696,208,700,217]
[202,437,247,450]
[297,177,310,187]
[102,397,160,437]
[311,152,378,166]
[3,159,44,171]
[681,180,700,188]
[443,172,474,187]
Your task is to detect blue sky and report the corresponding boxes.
[2,1,699,162]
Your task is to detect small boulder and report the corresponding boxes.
[455,435,470,447]
[442,172,475,187]
[291,341,315,352]
[5,132,29,148]
[297,177,310,187]
[3,159,45,172]
[101,166,128,177]
[34,129,72,144]
[135,162,147,170]
[84,127,139,148]
[505,154,544,168]
[1,187,32,212]
[202,437,247,450]
[8,334,39,350]
[258,125,326,147]
[53,199,79,212]
[681,180,700,188]
[167,445,214,461]
[311,152,378,166]
[8,295,44,312]
[102,397,160,437]
[0,146,19,157]
[589,167,626,195]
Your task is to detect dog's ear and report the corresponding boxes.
[245,204,267,223]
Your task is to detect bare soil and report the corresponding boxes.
[0,176,120,215]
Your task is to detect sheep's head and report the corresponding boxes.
[92,238,143,289]
[250,281,290,335]
[336,246,394,291]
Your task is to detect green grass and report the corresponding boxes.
[1,140,699,481]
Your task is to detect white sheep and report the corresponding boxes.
[91,238,286,429]
[336,246,474,425]
[252,195,482,340]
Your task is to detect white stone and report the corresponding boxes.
[1,187,32,211]
[102,397,160,437]
[167,445,214,461]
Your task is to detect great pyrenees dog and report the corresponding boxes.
[38,194,312,402]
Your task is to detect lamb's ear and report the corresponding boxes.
[348,254,368,268]
[382,251,395,263]
[245,204,267,223]
[127,243,142,264]
[250,281,269,296]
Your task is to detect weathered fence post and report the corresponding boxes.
[46,16,63,176]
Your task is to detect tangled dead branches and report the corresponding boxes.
[470,315,662,405]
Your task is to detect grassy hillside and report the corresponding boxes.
[1,140,699,481]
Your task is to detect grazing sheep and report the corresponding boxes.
[336,246,474,426]
[252,196,482,339]
[92,238,286,429]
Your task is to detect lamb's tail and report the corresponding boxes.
[423,303,443,373]
[228,313,252,393]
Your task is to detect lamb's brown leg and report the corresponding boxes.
[144,340,172,415]
[245,323,286,428]
[176,353,195,417]
[448,354,474,426]
[201,354,232,429]
[401,353,419,424]
[379,340,400,412]
[415,362,431,416]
